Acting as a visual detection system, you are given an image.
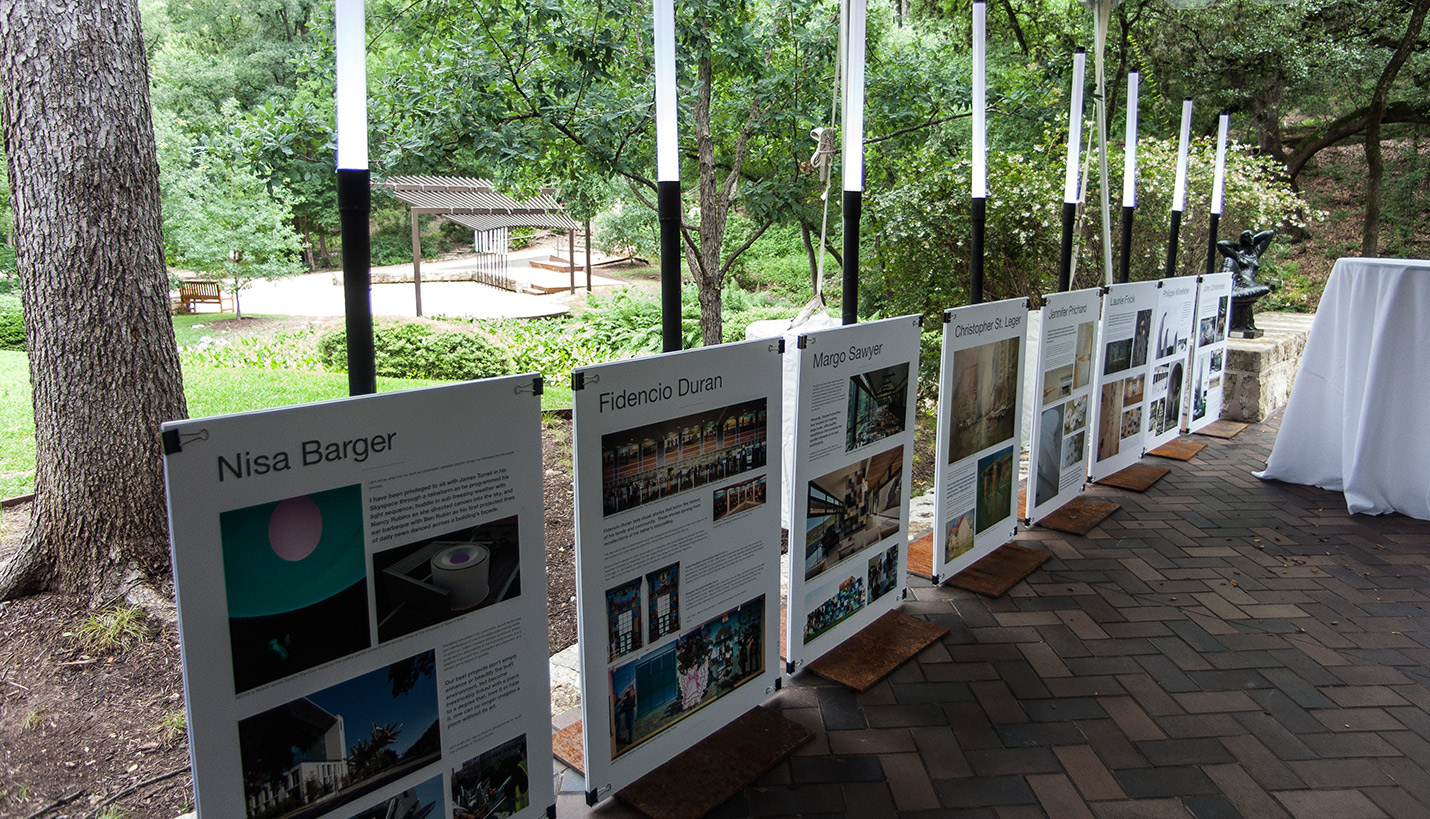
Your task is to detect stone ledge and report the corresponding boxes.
[1222,312,1315,423]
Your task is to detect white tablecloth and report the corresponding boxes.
[1256,258,1430,519]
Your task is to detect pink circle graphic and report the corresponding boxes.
[268,495,323,562]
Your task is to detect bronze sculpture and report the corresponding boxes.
[1218,229,1276,337]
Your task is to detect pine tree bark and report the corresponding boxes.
[0,0,188,602]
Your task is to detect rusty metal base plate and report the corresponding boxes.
[806,610,948,692]
[553,720,585,773]
[949,543,1052,597]
[1036,496,1121,536]
[1197,419,1248,439]
[1097,462,1171,492]
[1148,438,1207,461]
[907,531,935,579]
[614,707,813,819]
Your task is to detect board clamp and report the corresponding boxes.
[572,371,599,391]
[797,334,812,349]
[162,428,208,455]
[515,375,544,395]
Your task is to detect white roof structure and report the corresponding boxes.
[377,175,580,232]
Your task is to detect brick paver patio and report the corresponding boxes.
[555,412,1430,818]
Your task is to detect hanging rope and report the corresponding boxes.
[804,0,848,313]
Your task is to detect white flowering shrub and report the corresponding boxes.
[866,131,1317,321]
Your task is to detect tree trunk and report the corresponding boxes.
[0,0,188,602]
[692,49,728,348]
[1362,0,1429,257]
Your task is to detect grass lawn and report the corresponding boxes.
[0,352,567,500]
[0,351,35,499]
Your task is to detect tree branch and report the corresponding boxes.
[865,111,969,146]
[719,218,775,277]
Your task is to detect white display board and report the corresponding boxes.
[162,377,554,819]
[571,340,783,802]
[786,316,921,668]
[1088,281,1159,482]
[1026,288,1102,524]
[1143,278,1198,451]
[1187,272,1234,433]
[932,298,1029,579]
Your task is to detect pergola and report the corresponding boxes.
[376,175,588,314]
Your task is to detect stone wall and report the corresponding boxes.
[1222,312,1316,423]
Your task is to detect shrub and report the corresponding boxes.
[319,322,513,381]
[0,292,23,351]
[868,131,1317,323]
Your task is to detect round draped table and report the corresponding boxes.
[1255,257,1430,520]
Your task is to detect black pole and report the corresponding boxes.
[338,168,375,396]
[970,197,986,304]
[842,190,861,324]
[1164,210,1183,279]
[1205,211,1221,276]
[1057,201,1077,292]
[1118,205,1134,284]
[657,180,682,352]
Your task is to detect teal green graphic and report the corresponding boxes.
[221,484,365,619]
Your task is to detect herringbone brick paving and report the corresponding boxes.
[556,412,1430,818]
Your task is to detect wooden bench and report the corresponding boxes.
[178,281,232,313]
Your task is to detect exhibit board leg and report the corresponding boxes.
[948,543,1052,597]
[1147,438,1207,461]
[1196,419,1247,439]
[805,610,948,692]
[1096,462,1171,492]
[906,531,936,580]
[552,709,813,818]
[1034,496,1121,536]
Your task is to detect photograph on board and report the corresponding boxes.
[1035,405,1064,508]
[947,336,1020,464]
[943,509,975,565]
[346,775,443,819]
[804,446,905,582]
[1096,380,1124,462]
[645,562,681,644]
[451,734,530,819]
[868,543,899,603]
[606,577,643,662]
[602,399,767,517]
[610,596,765,757]
[713,474,767,523]
[846,362,911,452]
[975,446,1015,534]
[237,650,441,819]
[372,515,522,644]
[1132,309,1152,367]
[803,576,866,644]
[221,483,370,694]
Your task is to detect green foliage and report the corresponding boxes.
[161,124,307,313]
[593,189,660,260]
[318,322,514,381]
[76,605,149,652]
[869,131,1315,324]
[0,292,23,351]
[180,331,323,370]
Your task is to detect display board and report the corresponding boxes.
[1088,281,1159,482]
[785,316,921,668]
[932,298,1029,579]
[1143,278,1198,451]
[1186,272,1234,433]
[1026,288,1102,524]
[162,377,554,819]
[572,340,784,802]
